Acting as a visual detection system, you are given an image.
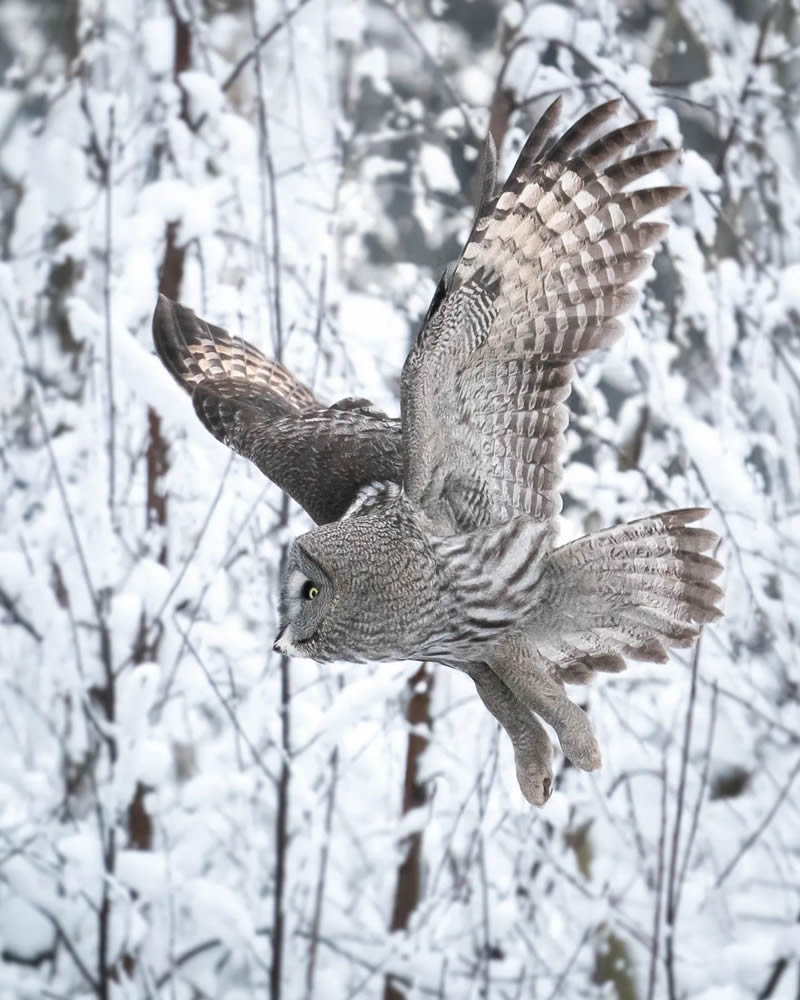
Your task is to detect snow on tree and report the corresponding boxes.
[0,0,798,998]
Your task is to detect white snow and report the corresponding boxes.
[353,48,391,96]
[0,896,55,960]
[179,71,225,121]
[0,3,797,998]
[502,2,524,31]
[419,143,461,195]
[141,16,175,77]
[116,850,170,901]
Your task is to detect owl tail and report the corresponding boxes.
[542,508,723,673]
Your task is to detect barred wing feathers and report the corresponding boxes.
[530,508,723,667]
[152,296,402,525]
[402,99,685,529]
[153,295,317,412]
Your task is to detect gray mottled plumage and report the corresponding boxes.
[153,99,723,807]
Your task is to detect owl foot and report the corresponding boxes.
[467,662,556,807]
[559,727,602,771]
[512,713,554,806]
[555,703,602,771]
[516,763,553,806]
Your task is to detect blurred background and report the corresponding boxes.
[1,0,799,997]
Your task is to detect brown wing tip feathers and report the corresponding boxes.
[152,294,186,386]
[662,508,724,623]
[657,508,724,624]
[152,294,214,391]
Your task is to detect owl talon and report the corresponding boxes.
[556,704,602,771]
[561,731,602,771]
[516,760,554,806]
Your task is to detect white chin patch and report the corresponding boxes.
[274,625,293,654]
[274,625,305,658]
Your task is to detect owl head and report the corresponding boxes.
[273,507,445,663]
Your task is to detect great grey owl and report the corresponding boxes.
[153,98,723,806]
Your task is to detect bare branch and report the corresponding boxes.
[173,619,280,788]
[0,584,43,641]
[714,752,800,891]
[664,632,704,1000]
[220,0,314,96]
[646,753,669,1000]
[103,103,116,522]
[304,742,339,1000]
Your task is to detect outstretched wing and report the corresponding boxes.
[401,99,685,531]
[152,296,402,525]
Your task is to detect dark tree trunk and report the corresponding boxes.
[383,663,433,1000]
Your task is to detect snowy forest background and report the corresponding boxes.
[1,0,799,997]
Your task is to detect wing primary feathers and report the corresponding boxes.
[603,148,681,187]
[582,119,657,168]
[403,98,686,527]
[545,98,622,161]
[509,96,563,177]
[152,294,195,386]
[152,295,318,413]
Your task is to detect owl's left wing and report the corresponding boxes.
[153,296,402,525]
[401,99,685,530]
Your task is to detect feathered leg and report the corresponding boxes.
[490,509,722,771]
[465,662,554,805]
[491,652,603,772]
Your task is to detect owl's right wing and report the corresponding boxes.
[401,99,685,531]
[152,296,403,525]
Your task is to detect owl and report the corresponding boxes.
[153,99,722,806]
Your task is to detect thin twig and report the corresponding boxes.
[646,752,669,1000]
[8,303,101,621]
[372,0,474,132]
[220,0,314,95]
[473,761,493,1000]
[155,938,224,989]
[522,35,646,118]
[49,911,100,991]
[271,644,292,1000]
[244,5,292,995]
[714,752,800,890]
[0,585,43,641]
[304,742,339,1000]
[144,454,234,651]
[248,0,283,358]
[104,103,116,522]
[95,589,117,999]
[545,924,592,1000]
[676,681,719,907]
[755,911,800,999]
[664,632,704,1000]
[716,3,778,175]
[173,619,279,788]
[155,480,279,716]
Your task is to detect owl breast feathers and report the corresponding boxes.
[152,98,722,807]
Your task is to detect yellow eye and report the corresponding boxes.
[302,581,319,600]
